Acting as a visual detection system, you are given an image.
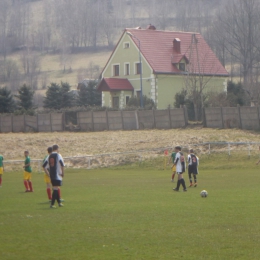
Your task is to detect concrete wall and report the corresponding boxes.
[0,108,187,133]
[204,106,260,130]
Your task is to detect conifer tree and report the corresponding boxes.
[0,87,15,113]
[17,84,34,110]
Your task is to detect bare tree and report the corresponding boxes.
[217,0,260,87]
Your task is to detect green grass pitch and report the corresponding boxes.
[1,155,260,260]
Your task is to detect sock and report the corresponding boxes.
[28,181,33,191]
[57,189,61,204]
[47,188,52,200]
[51,189,58,205]
[0,178,2,185]
[176,180,181,190]
[194,175,197,183]
[58,188,61,199]
[181,179,187,189]
[189,174,192,183]
[24,180,29,190]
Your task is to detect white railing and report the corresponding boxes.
[4,142,260,172]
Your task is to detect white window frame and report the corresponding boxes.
[124,62,130,76]
[111,63,120,77]
[123,42,130,49]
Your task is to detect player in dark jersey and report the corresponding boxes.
[43,144,64,208]
[187,149,199,187]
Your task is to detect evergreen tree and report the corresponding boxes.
[60,82,74,108]
[0,87,15,113]
[227,81,246,106]
[77,80,101,107]
[43,82,74,110]
[17,84,34,110]
[43,83,62,109]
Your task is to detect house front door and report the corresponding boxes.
[112,96,119,108]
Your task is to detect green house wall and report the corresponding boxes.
[101,31,228,109]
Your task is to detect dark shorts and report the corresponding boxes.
[188,165,198,175]
[51,179,62,186]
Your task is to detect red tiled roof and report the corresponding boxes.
[126,28,229,76]
[97,78,134,92]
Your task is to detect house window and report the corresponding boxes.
[179,63,186,71]
[113,65,119,76]
[124,42,130,49]
[125,63,130,75]
[135,62,141,75]
[126,96,130,105]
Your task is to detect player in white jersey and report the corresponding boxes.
[43,144,65,208]
[173,146,187,192]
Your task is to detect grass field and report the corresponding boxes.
[1,155,260,260]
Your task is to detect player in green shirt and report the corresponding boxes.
[23,151,33,192]
[168,151,176,182]
[0,154,4,187]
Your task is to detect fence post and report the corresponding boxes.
[183,105,188,126]
[221,107,224,128]
[0,115,1,132]
[228,143,231,156]
[203,108,207,127]
[256,106,260,130]
[50,113,52,132]
[237,105,242,129]
[23,114,26,132]
[135,110,139,130]
[62,112,65,131]
[248,143,251,159]
[208,143,210,155]
[153,109,156,128]
[121,110,125,130]
[168,108,172,129]
[91,111,94,131]
[36,114,39,132]
[11,114,14,133]
[106,110,109,130]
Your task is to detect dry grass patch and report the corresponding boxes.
[1,128,260,161]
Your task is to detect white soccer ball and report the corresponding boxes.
[200,190,208,198]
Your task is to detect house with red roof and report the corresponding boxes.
[97,25,229,109]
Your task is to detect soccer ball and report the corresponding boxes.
[200,190,208,198]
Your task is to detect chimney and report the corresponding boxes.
[173,38,181,54]
[146,24,156,30]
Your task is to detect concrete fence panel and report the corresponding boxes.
[154,110,170,129]
[205,107,223,128]
[12,115,25,133]
[38,114,52,132]
[77,111,93,131]
[93,111,108,131]
[122,111,137,130]
[25,115,37,132]
[240,107,260,130]
[0,115,12,133]
[51,113,63,131]
[222,107,240,129]
[138,110,155,129]
[170,109,186,128]
[107,111,123,130]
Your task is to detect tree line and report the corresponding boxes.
[0,80,101,114]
